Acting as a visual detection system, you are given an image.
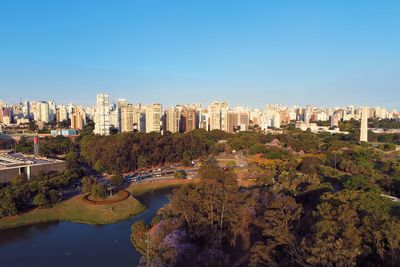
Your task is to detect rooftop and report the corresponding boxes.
[0,153,63,170]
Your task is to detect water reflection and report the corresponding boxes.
[0,190,170,267]
[0,221,61,246]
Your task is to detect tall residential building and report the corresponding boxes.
[227,112,239,133]
[39,101,50,123]
[57,105,68,122]
[182,107,197,132]
[227,111,249,133]
[71,106,86,130]
[208,101,229,131]
[249,109,261,126]
[109,109,118,130]
[48,100,56,122]
[116,98,128,131]
[331,112,340,128]
[145,103,162,133]
[121,104,134,132]
[22,101,30,118]
[94,94,111,135]
[360,106,368,142]
[166,106,181,133]
[30,101,41,121]
[131,104,143,132]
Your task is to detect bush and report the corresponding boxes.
[249,143,268,155]
[48,189,60,204]
[33,193,48,208]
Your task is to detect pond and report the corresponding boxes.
[0,190,170,267]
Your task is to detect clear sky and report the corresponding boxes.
[0,0,399,109]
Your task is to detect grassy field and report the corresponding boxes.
[0,179,194,230]
[0,194,145,230]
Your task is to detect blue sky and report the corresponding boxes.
[0,0,399,109]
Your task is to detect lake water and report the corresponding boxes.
[0,190,170,267]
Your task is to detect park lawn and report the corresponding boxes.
[129,178,195,198]
[0,179,194,230]
[0,194,145,230]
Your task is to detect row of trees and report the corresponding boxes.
[16,135,76,157]
[80,129,231,174]
[0,151,85,217]
[0,167,84,217]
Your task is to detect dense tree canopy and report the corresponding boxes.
[130,129,400,266]
[80,129,229,173]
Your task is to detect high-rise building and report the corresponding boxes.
[166,106,181,133]
[71,106,86,130]
[271,112,280,128]
[208,101,229,131]
[360,106,368,142]
[330,112,340,128]
[94,94,111,135]
[145,103,162,133]
[57,105,68,123]
[249,109,261,126]
[22,101,30,118]
[39,101,50,123]
[121,104,134,132]
[227,111,249,133]
[48,100,56,122]
[131,104,143,132]
[116,99,128,131]
[182,107,197,132]
[30,101,40,121]
[227,112,239,133]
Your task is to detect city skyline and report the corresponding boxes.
[1,1,400,108]
[1,97,399,112]
[2,94,398,139]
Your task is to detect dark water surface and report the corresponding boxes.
[0,190,170,267]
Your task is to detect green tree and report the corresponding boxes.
[33,193,48,208]
[91,183,107,199]
[81,176,95,193]
[181,151,191,167]
[137,155,148,169]
[48,189,60,204]
[251,194,304,266]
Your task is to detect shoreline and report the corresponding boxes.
[0,179,193,230]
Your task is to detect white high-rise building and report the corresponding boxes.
[145,103,162,133]
[30,101,41,121]
[94,94,111,135]
[360,106,368,142]
[57,105,68,122]
[40,101,50,123]
[208,101,229,131]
